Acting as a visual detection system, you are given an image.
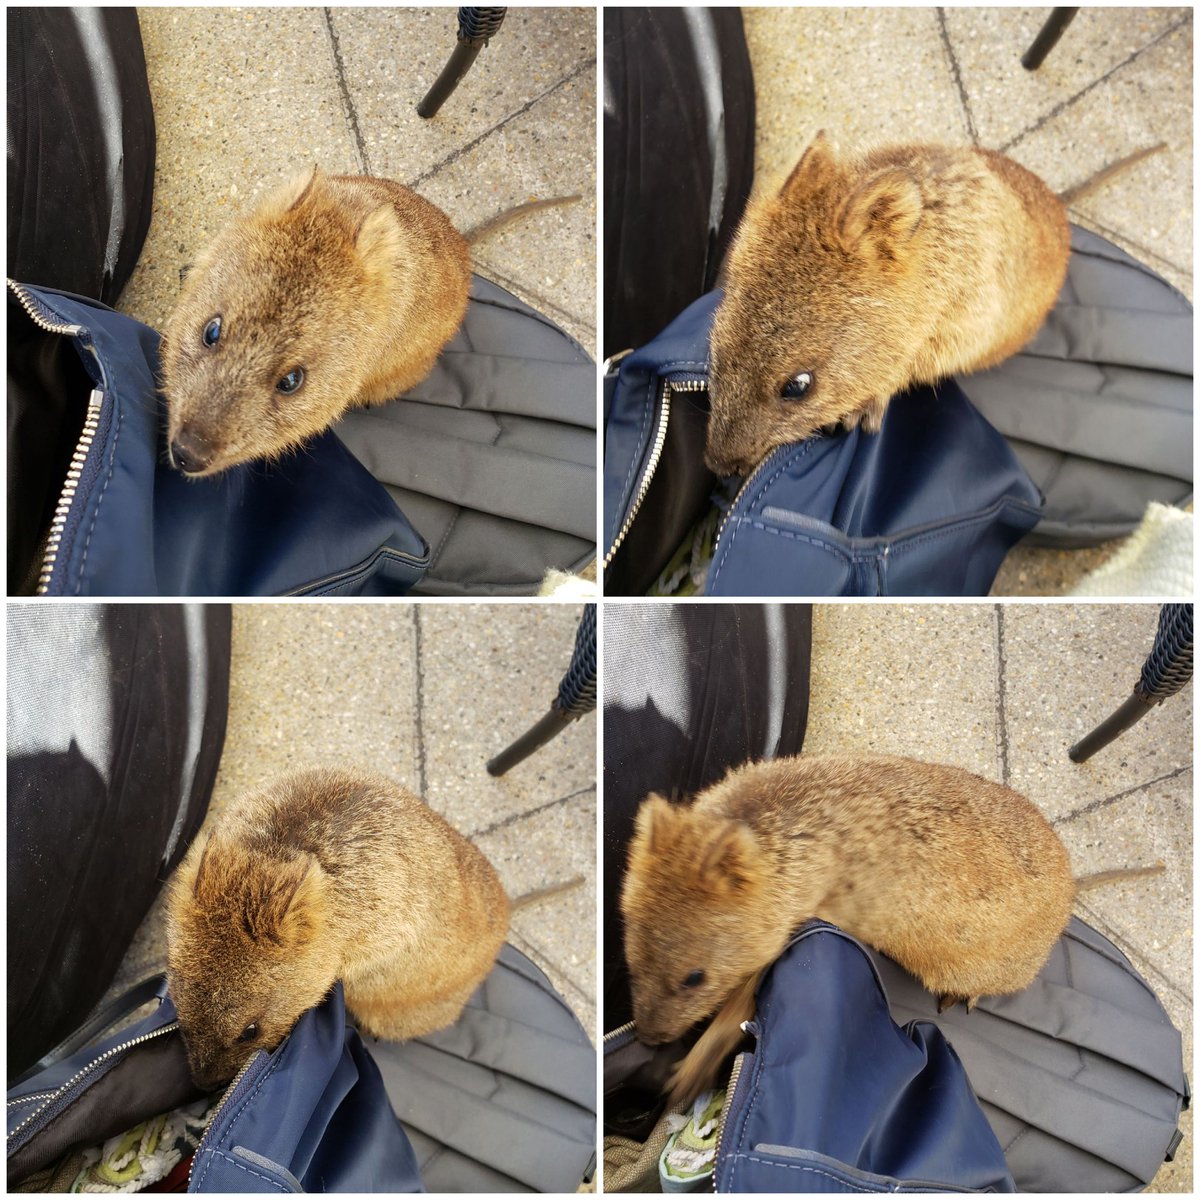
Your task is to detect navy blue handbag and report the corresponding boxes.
[7,981,424,1193]
[603,290,1042,596]
[715,924,1015,1193]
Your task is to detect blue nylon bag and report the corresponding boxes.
[715,923,1016,1193]
[7,982,424,1193]
[9,280,430,596]
[603,290,1043,596]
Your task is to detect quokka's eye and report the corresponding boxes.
[202,317,222,347]
[781,371,813,398]
[236,1022,259,1044]
[276,368,305,394]
[681,969,705,990]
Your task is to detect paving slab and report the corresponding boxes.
[416,602,596,835]
[943,7,1187,151]
[330,6,594,182]
[805,603,1002,779]
[1000,604,1193,820]
[743,6,966,189]
[1004,20,1193,287]
[414,66,597,345]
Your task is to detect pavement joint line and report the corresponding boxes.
[322,7,371,176]
[413,608,428,797]
[406,56,596,190]
[1073,899,1192,1005]
[1067,211,1193,284]
[473,261,594,333]
[999,13,1193,155]
[935,8,980,145]
[993,604,1011,786]
[469,784,596,840]
[508,926,595,1007]
[1052,763,1193,826]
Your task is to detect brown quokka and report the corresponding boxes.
[159,168,575,477]
[705,132,1160,476]
[166,767,510,1089]
[621,753,1162,1103]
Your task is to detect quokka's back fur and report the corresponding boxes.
[166,767,509,1088]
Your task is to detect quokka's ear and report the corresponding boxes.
[632,792,679,857]
[837,167,923,257]
[260,166,322,217]
[779,129,837,196]
[696,819,761,895]
[354,204,404,270]
[242,854,328,951]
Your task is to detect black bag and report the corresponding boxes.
[7,7,155,307]
[603,7,755,359]
[7,604,230,1082]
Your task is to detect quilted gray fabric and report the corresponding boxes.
[335,277,596,595]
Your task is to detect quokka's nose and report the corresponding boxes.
[171,428,216,475]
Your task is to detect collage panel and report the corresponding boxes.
[8,601,597,1192]
[602,601,1192,1193]
[10,5,596,599]
[602,6,1192,599]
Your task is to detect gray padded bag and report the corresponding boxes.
[868,917,1188,1192]
[374,944,596,1193]
[962,226,1193,547]
[335,277,596,596]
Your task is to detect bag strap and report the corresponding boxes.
[8,975,168,1088]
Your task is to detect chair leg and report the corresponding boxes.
[487,707,574,776]
[1021,7,1081,70]
[1069,604,1193,762]
[1068,693,1156,762]
[417,7,507,119]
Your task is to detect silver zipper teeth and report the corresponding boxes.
[7,1090,55,1108]
[715,445,784,547]
[7,1021,179,1144]
[7,278,84,336]
[605,378,708,569]
[187,1051,262,1188]
[602,1019,636,1045]
[36,389,105,595]
[712,1052,745,1191]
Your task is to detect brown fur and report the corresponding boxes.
[159,168,472,477]
[705,133,1070,475]
[621,754,1081,1096]
[166,767,509,1088]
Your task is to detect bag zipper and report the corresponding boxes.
[7,278,84,336]
[602,1019,637,1046]
[714,442,794,548]
[186,1049,267,1189]
[7,1021,180,1146]
[604,379,673,569]
[8,280,108,597]
[35,388,105,595]
[711,1051,747,1191]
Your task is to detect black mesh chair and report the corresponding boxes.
[487,604,596,775]
[1069,604,1193,762]
[417,7,507,119]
